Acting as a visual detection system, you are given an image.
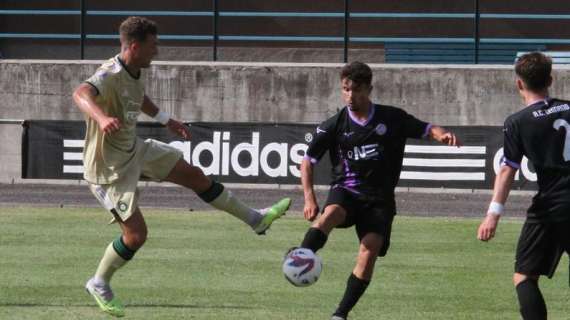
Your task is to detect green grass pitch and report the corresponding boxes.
[0,207,568,319]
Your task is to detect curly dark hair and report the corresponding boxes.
[515,52,552,91]
[340,61,372,87]
[119,16,157,44]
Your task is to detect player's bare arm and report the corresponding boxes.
[301,158,319,221]
[141,95,191,140]
[477,165,516,241]
[428,125,462,147]
[73,83,121,134]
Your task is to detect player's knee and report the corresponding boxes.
[123,229,147,250]
[184,165,212,191]
[313,215,342,233]
[183,163,198,176]
[359,244,381,260]
[167,160,209,190]
[320,206,346,225]
[360,234,383,253]
[314,213,332,227]
[183,163,207,180]
[356,249,378,274]
[513,273,538,286]
[358,243,382,264]
[131,233,147,250]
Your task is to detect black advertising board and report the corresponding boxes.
[22,120,538,190]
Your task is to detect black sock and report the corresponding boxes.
[516,279,547,320]
[333,273,370,318]
[300,227,328,253]
[198,182,224,202]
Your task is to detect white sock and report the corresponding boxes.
[209,189,262,227]
[94,242,128,284]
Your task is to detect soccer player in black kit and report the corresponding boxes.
[478,52,570,320]
[293,61,461,320]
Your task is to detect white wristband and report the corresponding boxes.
[487,201,504,216]
[153,110,170,125]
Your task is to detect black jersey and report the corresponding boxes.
[305,104,429,203]
[502,98,570,222]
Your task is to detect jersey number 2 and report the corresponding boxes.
[553,119,570,161]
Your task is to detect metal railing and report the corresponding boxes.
[1,0,570,63]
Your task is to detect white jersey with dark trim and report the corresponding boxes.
[305,104,429,202]
[502,97,570,222]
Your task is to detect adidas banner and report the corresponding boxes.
[21,120,537,190]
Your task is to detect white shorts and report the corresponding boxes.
[89,138,182,221]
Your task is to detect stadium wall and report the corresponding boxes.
[2,60,570,184]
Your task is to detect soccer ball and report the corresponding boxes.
[282,247,322,287]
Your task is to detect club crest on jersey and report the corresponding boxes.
[375,123,387,136]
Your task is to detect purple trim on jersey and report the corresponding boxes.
[332,184,362,195]
[347,103,375,127]
[500,156,521,169]
[422,123,433,139]
[344,178,358,187]
[342,158,360,187]
[303,155,318,164]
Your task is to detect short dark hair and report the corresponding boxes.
[515,52,552,91]
[119,16,157,44]
[340,61,372,87]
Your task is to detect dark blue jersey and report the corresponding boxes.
[502,98,570,222]
[305,104,429,203]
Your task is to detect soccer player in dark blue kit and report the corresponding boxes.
[294,61,461,320]
[478,52,570,320]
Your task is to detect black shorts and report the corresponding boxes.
[515,220,570,278]
[324,186,395,257]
